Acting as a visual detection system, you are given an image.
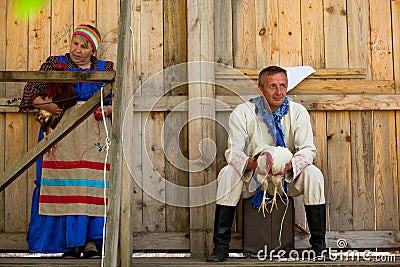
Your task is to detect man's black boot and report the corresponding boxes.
[207,204,236,262]
[305,204,327,260]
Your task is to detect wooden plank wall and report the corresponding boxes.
[1,0,400,261]
[129,0,400,256]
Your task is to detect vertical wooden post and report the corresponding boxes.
[5,0,28,235]
[164,0,189,233]
[392,0,400,222]
[104,0,131,266]
[141,0,166,236]
[347,0,374,231]
[370,0,398,231]
[0,2,5,231]
[323,0,352,231]
[187,0,216,259]
[393,0,400,94]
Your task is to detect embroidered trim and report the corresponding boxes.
[292,154,308,178]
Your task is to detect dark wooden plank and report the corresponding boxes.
[0,258,101,267]
[326,112,353,231]
[350,111,375,230]
[0,71,115,82]
[163,0,190,234]
[131,231,400,251]
[374,111,399,230]
[0,256,398,267]
[130,257,398,267]
[2,230,400,252]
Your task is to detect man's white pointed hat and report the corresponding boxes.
[284,66,316,91]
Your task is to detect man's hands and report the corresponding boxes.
[246,152,273,175]
[246,157,258,171]
[247,146,293,193]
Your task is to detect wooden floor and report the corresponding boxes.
[0,255,399,267]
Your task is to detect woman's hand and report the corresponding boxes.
[94,105,112,120]
[32,97,63,115]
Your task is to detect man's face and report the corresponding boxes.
[258,72,288,113]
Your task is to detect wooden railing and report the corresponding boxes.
[0,71,115,191]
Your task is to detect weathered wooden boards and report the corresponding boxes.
[1,0,400,260]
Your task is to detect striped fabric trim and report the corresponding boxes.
[39,186,106,198]
[39,104,111,216]
[39,195,107,205]
[77,25,101,43]
[41,178,108,188]
[74,28,99,52]
[39,203,106,217]
[42,160,110,171]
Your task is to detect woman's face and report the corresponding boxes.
[69,35,94,68]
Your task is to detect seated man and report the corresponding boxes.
[207,66,326,262]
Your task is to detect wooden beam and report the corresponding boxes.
[129,94,400,112]
[0,84,112,192]
[132,230,400,251]
[104,0,130,266]
[289,80,394,94]
[171,80,394,95]
[219,94,400,111]
[0,79,395,113]
[0,71,115,82]
[289,94,400,111]
[216,80,394,95]
[215,68,367,80]
[2,230,400,251]
[0,71,115,83]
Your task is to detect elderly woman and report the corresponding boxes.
[20,24,114,259]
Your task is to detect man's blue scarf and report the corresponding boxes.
[249,96,290,208]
